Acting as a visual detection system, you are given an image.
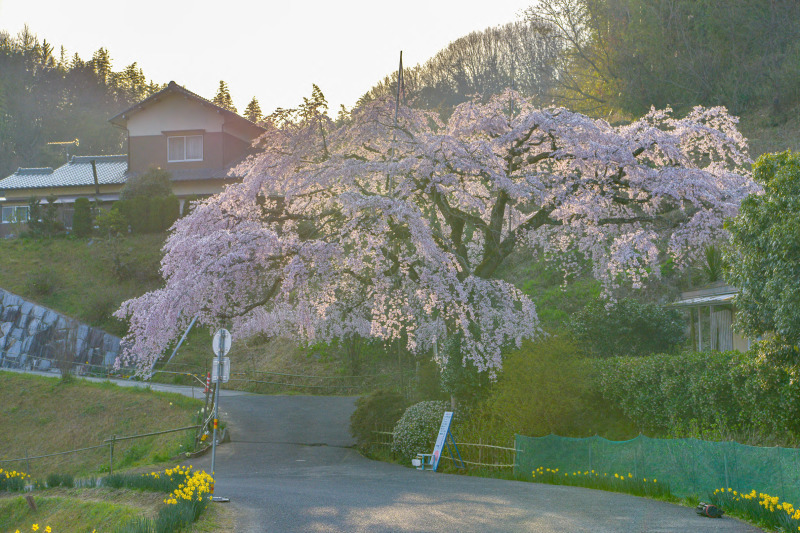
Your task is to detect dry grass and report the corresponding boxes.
[0,371,201,478]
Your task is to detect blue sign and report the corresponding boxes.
[431,412,454,471]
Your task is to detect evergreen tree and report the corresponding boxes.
[212,80,237,113]
[0,27,161,177]
[72,197,93,237]
[243,97,262,122]
[90,47,112,85]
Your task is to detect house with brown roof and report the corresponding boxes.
[0,81,265,236]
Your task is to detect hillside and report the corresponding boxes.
[0,371,201,477]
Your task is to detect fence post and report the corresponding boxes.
[25,449,30,478]
[109,435,115,475]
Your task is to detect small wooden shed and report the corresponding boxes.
[670,281,751,352]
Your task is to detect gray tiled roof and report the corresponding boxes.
[0,155,128,190]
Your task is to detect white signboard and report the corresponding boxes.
[211,357,230,383]
[431,411,454,471]
[212,328,232,357]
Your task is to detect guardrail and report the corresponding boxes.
[2,352,415,395]
[0,425,200,476]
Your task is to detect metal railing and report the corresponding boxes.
[0,425,200,476]
[371,431,517,469]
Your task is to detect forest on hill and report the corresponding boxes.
[0,26,162,177]
[3,1,800,180]
[361,0,800,124]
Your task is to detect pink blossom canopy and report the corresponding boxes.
[115,90,756,374]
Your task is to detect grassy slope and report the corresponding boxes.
[739,105,800,158]
[0,234,165,338]
[0,372,201,478]
[0,487,236,532]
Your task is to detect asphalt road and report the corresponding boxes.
[180,391,763,533]
[7,371,762,532]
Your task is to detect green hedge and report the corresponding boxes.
[113,194,180,234]
[593,350,800,439]
[571,297,685,358]
[72,197,93,237]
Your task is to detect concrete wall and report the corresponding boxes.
[0,288,121,372]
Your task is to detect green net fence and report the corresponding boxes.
[515,434,800,503]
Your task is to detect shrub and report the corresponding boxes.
[120,168,173,201]
[46,472,74,488]
[392,400,449,463]
[479,337,630,441]
[23,266,59,297]
[571,297,684,358]
[27,194,65,238]
[72,197,93,237]
[350,390,408,449]
[96,206,128,236]
[160,195,180,231]
[593,349,800,441]
[147,196,163,233]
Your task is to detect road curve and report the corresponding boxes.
[181,392,763,533]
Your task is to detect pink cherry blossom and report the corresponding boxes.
[115,91,757,375]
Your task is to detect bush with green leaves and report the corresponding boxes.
[46,472,74,488]
[725,150,800,356]
[392,400,449,462]
[120,168,173,201]
[350,390,408,449]
[571,297,684,358]
[96,206,128,236]
[114,168,180,234]
[482,337,597,439]
[23,266,59,297]
[72,197,93,237]
[593,349,800,441]
[26,194,64,238]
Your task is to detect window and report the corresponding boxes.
[167,135,203,162]
[1,206,29,224]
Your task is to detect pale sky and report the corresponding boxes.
[0,0,534,115]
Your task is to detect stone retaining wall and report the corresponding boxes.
[0,288,120,371]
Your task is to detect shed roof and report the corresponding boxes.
[0,155,128,191]
[670,281,739,308]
